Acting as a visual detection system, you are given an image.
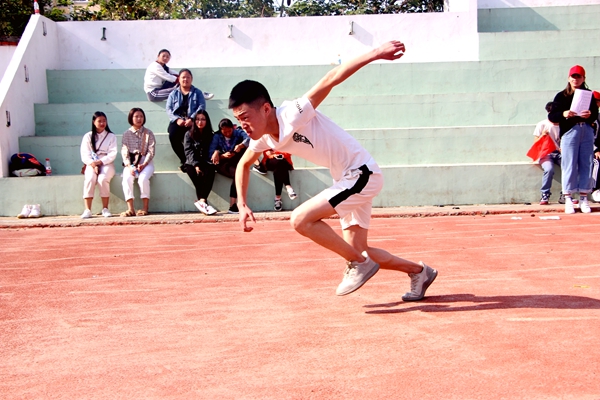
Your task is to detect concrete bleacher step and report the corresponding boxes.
[19,125,537,175]
[479,29,600,61]
[478,4,600,33]
[0,162,552,217]
[46,56,600,104]
[34,91,559,136]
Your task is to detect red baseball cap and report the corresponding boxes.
[569,65,585,77]
[594,91,600,100]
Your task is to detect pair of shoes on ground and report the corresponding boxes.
[228,203,239,214]
[81,208,111,219]
[17,204,41,218]
[565,196,591,214]
[273,188,298,211]
[335,252,437,301]
[194,200,218,215]
[120,209,148,217]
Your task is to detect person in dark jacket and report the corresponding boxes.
[183,110,217,215]
[548,65,599,214]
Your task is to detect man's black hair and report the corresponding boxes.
[229,80,274,109]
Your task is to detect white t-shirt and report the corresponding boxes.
[533,119,560,148]
[143,61,178,93]
[249,97,377,181]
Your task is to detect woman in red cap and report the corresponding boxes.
[548,65,599,214]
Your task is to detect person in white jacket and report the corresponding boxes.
[80,111,118,219]
[144,49,213,102]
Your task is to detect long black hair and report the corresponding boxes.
[90,111,112,152]
[190,109,214,143]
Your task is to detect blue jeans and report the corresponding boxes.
[539,151,561,195]
[560,123,594,195]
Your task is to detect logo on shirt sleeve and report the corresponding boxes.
[295,100,303,114]
[293,132,313,148]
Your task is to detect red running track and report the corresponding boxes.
[1,213,599,399]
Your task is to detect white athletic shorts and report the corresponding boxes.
[315,163,383,230]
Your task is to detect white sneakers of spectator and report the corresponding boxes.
[194,200,217,215]
[17,204,41,218]
[565,196,593,214]
[80,208,111,219]
[203,92,214,100]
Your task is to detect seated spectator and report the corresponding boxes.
[144,49,179,102]
[253,149,298,211]
[533,102,561,205]
[210,118,250,214]
[80,111,118,219]
[166,69,207,172]
[184,110,218,215]
[144,49,214,102]
[120,108,156,217]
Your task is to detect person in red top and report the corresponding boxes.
[253,150,298,211]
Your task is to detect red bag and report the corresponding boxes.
[527,135,557,161]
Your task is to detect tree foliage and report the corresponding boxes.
[1,0,442,39]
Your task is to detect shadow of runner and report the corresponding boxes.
[364,293,600,314]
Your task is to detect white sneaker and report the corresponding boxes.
[195,201,217,215]
[402,262,438,302]
[17,204,31,218]
[28,204,41,218]
[580,197,591,213]
[101,208,112,217]
[81,209,92,219]
[203,92,214,100]
[336,251,380,296]
[564,197,575,214]
[287,187,298,200]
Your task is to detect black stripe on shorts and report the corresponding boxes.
[329,164,373,208]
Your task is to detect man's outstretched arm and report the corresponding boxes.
[304,40,405,109]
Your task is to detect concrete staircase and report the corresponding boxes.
[2,4,599,216]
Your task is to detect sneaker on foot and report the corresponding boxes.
[228,203,239,214]
[251,164,267,175]
[274,198,283,211]
[402,262,438,302]
[81,209,92,219]
[539,192,550,205]
[564,197,575,214]
[102,208,112,218]
[195,201,218,215]
[580,197,591,213]
[17,204,31,218]
[558,193,565,204]
[28,204,41,218]
[336,251,380,296]
[203,92,214,100]
[287,187,297,200]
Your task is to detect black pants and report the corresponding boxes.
[185,162,215,200]
[168,121,189,166]
[215,149,246,198]
[265,158,292,196]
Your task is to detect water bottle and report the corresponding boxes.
[33,0,40,14]
[133,165,139,178]
[45,158,52,175]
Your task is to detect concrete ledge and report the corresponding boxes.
[0,162,560,217]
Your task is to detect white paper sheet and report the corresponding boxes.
[570,89,592,115]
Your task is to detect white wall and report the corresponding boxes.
[0,45,17,81]
[56,8,478,70]
[0,16,60,177]
[478,0,600,8]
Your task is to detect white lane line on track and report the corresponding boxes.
[69,289,157,294]
[507,316,600,322]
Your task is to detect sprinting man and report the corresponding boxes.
[230,40,437,301]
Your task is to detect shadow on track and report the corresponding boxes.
[364,293,600,314]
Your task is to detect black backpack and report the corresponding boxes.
[9,153,46,177]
